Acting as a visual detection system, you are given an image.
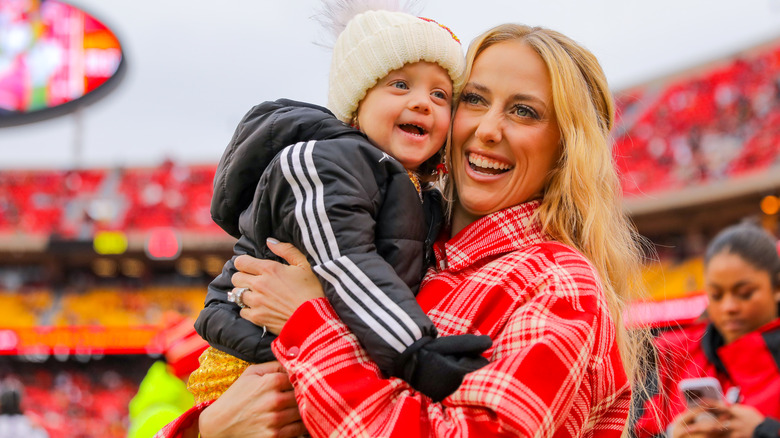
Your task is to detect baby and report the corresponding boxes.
[189,4,491,404]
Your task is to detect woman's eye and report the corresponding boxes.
[461,92,482,105]
[513,105,537,118]
[392,81,409,90]
[737,289,755,300]
[707,288,723,301]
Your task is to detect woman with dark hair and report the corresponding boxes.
[635,223,780,438]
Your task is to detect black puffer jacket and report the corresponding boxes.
[195,99,490,401]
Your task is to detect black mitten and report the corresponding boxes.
[394,334,492,402]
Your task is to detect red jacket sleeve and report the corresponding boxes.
[153,400,213,438]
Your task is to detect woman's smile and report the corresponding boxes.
[466,151,513,176]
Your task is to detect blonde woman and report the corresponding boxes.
[192,23,651,438]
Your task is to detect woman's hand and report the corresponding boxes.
[199,361,308,438]
[720,404,764,438]
[233,238,325,334]
[669,406,729,438]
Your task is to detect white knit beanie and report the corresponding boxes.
[327,10,466,123]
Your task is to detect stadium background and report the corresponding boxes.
[1,1,779,437]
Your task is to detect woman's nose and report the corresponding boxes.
[475,110,503,144]
[721,295,740,313]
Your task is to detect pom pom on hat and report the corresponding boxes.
[316,0,424,44]
[324,5,466,123]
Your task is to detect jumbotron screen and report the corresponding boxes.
[0,0,125,126]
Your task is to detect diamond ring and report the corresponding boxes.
[228,287,249,309]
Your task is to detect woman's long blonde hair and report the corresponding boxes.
[449,23,655,431]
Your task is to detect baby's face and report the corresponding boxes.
[355,62,453,170]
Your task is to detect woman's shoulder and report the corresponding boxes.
[480,241,604,314]
[497,240,598,284]
[536,240,593,267]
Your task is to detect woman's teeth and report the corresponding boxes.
[468,152,512,175]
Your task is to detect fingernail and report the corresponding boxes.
[267,237,279,245]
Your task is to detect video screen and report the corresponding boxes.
[0,0,125,125]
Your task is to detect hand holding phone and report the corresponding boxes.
[678,377,724,409]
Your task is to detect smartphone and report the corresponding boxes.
[678,377,724,409]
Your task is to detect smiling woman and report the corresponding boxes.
[449,39,561,233]
[179,22,658,438]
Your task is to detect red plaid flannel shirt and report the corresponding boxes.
[273,200,631,437]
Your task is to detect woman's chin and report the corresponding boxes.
[721,328,747,344]
[456,196,497,218]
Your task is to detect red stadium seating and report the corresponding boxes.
[3,359,149,438]
[0,163,222,237]
[614,43,780,197]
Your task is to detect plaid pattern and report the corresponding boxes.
[273,200,631,437]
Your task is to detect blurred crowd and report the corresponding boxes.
[0,284,204,328]
[0,356,153,438]
[0,160,219,238]
[614,43,780,195]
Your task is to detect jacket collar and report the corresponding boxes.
[703,318,780,376]
[434,200,549,272]
[702,323,728,375]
